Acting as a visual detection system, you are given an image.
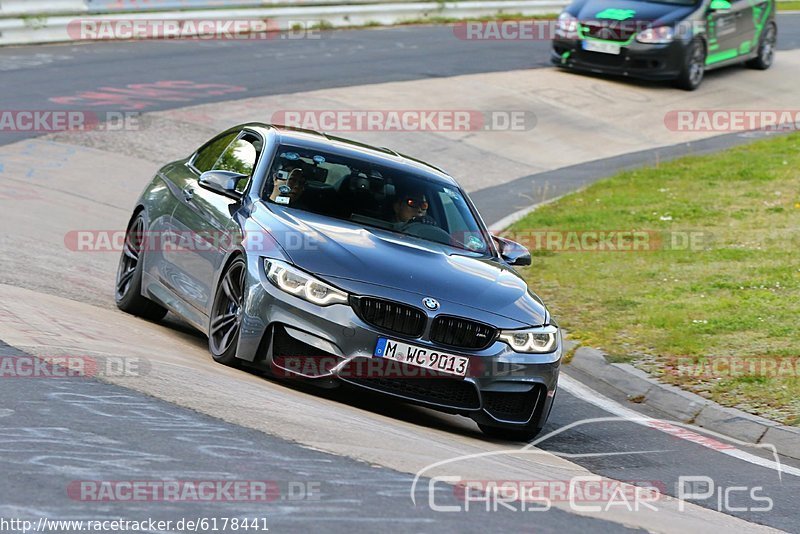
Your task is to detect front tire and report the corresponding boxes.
[115,212,168,321]
[746,23,777,70]
[208,256,247,366]
[675,39,706,91]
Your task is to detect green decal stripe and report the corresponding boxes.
[748,0,773,49]
[706,49,738,64]
[595,8,637,20]
[740,40,751,54]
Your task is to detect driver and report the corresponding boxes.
[392,187,430,225]
[269,167,306,206]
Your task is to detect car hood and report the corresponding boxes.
[573,0,696,26]
[254,204,548,326]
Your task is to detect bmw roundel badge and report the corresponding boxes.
[423,297,440,311]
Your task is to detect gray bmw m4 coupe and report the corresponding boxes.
[115,123,562,440]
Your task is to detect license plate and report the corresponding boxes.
[582,40,621,55]
[374,338,469,377]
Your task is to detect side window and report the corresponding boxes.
[213,137,259,193]
[192,133,237,173]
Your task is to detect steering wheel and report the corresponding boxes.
[400,215,451,244]
[401,215,440,228]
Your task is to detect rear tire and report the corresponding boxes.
[115,212,168,321]
[208,257,247,367]
[478,423,541,442]
[675,39,706,91]
[746,23,776,70]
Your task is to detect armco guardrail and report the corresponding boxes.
[1,0,793,46]
[0,0,443,16]
[86,0,262,12]
[0,0,87,16]
[0,0,563,16]
[2,0,794,17]
[0,0,568,46]
[84,0,384,11]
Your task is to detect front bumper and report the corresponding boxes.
[236,254,561,431]
[552,37,687,81]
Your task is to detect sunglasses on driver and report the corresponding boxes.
[404,197,429,210]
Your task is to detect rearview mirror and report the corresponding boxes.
[493,235,531,266]
[198,170,247,200]
[709,0,732,10]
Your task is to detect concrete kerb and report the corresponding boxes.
[564,344,800,460]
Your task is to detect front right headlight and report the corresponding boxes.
[556,12,579,37]
[499,325,559,354]
[264,259,348,306]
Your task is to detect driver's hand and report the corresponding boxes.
[407,215,439,227]
[269,178,284,201]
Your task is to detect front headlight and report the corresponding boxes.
[556,12,579,36]
[264,259,348,306]
[636,26,674,44]
[499,325,559,353]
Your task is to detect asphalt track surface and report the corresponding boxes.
[2,19,800,533]
[0,14,799,146]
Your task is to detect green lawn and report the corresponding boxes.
[778,0,800,10]
[509,133,800,425]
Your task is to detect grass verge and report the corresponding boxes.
[777,0,800,10]
[509,133,800,425]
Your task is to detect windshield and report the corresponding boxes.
[263,145,490,255]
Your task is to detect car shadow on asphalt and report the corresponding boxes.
[557,61,748,90]
[149,312,542,445]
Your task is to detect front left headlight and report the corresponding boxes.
[636,26,674,44]
[264,259,348,306]
[499,325,559,354]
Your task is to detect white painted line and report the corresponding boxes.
[558,374,800,478]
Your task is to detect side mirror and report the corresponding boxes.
[710,0,732,10]
[198,170,246,200]
[493,235,531,266]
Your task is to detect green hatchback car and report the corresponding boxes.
[552,0,777,90]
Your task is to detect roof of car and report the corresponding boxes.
[242,123,459,187]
